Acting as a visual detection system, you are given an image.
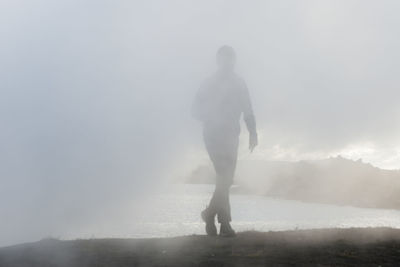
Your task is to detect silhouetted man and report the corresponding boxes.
[192,46,258,237]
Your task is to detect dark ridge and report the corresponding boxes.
[2,227,400,266]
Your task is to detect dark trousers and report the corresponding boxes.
[203,129,239,224]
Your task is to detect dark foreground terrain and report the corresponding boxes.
[2,228,400,267]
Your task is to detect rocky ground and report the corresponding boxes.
[2,228,400,266]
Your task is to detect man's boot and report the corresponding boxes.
[220,222,236,237]
[201,207,217,236]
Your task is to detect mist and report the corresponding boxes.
[1,0,400,247]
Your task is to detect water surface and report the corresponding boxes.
[72,184,400,240]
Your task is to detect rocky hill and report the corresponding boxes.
[187,157,400,209]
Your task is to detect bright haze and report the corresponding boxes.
[1,0,400,246]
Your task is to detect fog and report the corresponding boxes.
[1,0,400,247]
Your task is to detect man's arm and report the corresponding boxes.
[241,82,258,152]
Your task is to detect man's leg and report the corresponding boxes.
[203,131,238,236]
[213,180,231,224]
[208,178,231,223]
[214,155,237,237]
[201,134,222,236]
[208,139,238,236]
[205,177,233,236]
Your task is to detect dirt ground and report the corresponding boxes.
[2,228,400,266]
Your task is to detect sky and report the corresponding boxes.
[1,0,400,246]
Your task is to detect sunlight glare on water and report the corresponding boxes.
[68,184,400,240]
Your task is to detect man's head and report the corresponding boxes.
[216,45,236,72]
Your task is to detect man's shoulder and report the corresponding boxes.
[228,74,247,93]
[201,72,247,89]
[200,74,218,88]
[232,74,246,86]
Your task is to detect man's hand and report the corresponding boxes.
[249,132,258,152]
